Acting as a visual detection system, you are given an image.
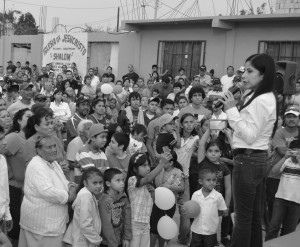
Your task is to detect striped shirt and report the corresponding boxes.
[276,158,300,204]
[127,176,153,223]
[76,144,109,171]
[20,155,69,236]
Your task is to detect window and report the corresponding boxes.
[157,40,206,80]
[258,41,300,75]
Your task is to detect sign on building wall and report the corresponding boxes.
[42,33,88,76]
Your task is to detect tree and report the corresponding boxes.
[14,12,38,35]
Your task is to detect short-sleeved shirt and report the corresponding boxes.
[7,100,34,117]
[151,82,173,100]
[156,132,177,154]
[199,158,231,196]
[276,158,300,204]
[191,189,227,235]
[127,176,153,223]
[76,144,109,171]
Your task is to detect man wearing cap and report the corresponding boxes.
[66,96,91,144]
[31,94,49,113]
[76,123,109,174]
[7,84,34,117]
[221,66,235,92]
[197,65,211,94]
[237,66,245,77]
[266,106,300,219]
[151,75,173,100]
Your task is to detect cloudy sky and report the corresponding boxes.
[2,0,273,32]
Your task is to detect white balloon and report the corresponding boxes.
[155,187,175,210]
[101,83,113,94]
[157,216,178,240]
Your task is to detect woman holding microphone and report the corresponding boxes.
[221,54,277,247]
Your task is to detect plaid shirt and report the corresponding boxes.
[127,176,153,223]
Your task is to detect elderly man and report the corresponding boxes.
[66,119,93,182]
[19,136,77,247]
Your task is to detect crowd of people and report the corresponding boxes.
[0,54,299,247]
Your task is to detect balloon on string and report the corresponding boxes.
[182,200,201,218]
[113,85,123,94]
[109,82,116,90]
[101,83,113,94]
[155,187,175,210]
[157,215,178,240]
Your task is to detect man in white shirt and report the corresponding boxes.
[221,66,235,92]
[87,68,100,91]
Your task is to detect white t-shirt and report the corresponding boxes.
[221,75,235,92]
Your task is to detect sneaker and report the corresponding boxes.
[221,237,230,247]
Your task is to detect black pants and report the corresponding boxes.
[190,232,217,247]
[266,177,280,221]
[230,153,268,247]
[7,186,23,240]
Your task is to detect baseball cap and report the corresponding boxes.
[34,94,47,102]
[200,65,207,71]
[148,97,160,104]
[88,124,107,143]
[284,106,300,117]
[20,83,33,91]
[212,78,221,85]
[158,114,178,130]
[7,61,12,63]
[237,66,245,73]
[76,95,90,106]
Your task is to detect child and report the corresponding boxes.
[173,96,189,117]
[121,92,145,126]
[88,98,113,128]
[211,98,227,120]
[64,167,103,247]
[189,167,228,247]
[144,97,160,126]
[128,124,148,155]
[99,168,132,247]
[197,129,232,246]
[76,124,109,176]
[206,78,224,99]
[106,132,131,174]
[155,114,181,155]
[265,139,300,240]
[107,98,119,123]
[125,152,172,247]
[123,77,133,95]
[150,151,184,247]
[167,82,182,101]
[152,89,159,99]
[132,83,139,93]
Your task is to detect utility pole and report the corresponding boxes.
[154,0,159,19]
[117,7,120,32]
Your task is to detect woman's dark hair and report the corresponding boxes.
[205,140,223,154]
[241,54,278,137]
[160,98,174,109]
[7,108,31,135]
[24,107,53,139]
[125,153,150,195]
[169,150,183,171]
[179,113,197,137]
[129,92,141,102]
[112,132,130,152]
[104,123,122,149]
[173,82,183,89]
[78,167,103,193]
[103,168,123,192]
[51,89,63,102]
[92,98,105,108]
[131,124,147,136]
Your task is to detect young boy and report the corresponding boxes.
[206,78,224,99]
[106,132,131,174]
[144,97,160,126]
[173,96,189,117]
[128,124,147,156]
[76,124,109,175]
[167,82,182,101]
[265,139,300,241]
[140,96,148,112]
[99,168,132,247]
[0,126,12,235]
[121,92,145,126]
[155,114,181,154]
[189,167,228,247]
[152,89,160,98]
[107,98,119,123]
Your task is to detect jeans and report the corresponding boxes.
[230,152,269,247]
[130,221,150,247]
[265,198,300,241]
[190,232,217,247]
[178,179,191,244]
[265,177,280,222]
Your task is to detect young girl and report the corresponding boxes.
[125,152,172,247]
[99,168,132,247]
[174,113,199,245]
[88,98,113,128]
[197,129,232,245]
[64,167,103,247]
[150,151,184,247]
